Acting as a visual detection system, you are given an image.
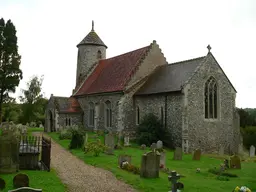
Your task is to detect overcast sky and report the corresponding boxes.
[0,0,255,108]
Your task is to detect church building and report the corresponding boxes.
[45,21,242,154]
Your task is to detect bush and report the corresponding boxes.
[84,139,107,156]
[122,163,140,175]
[136,113,173,148]
[59,129,72,140]
[69,128,86,149]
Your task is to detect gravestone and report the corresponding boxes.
[150,143,157,152]
[140,151,160,178]
[8,187,42,192]
[118,154,131,167]
[219,145,224,156]
[124,135,130,147]
[0,177,6,190]
[159,152,166,168]
[156,140,163,149]
[13,174,29,188]
[104,133,115,155]
[173,147,182,160]
[83,133,88,148]
[168,171,181,192]
[250,145,255,157]
[230,155,241,169]
[140,144,146,150]
[192,149,201,160]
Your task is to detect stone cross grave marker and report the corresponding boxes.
[8,187,42,192]
[250,145,255,157]
[140,151,160,178]
[219,145,224,156]
[192,149,201,160]
[118,154,131,168]
[230,155,241,169]
[140,144,146,150]
[156,140,163,149]
[159,152,166,168]
[168,171,181,192]
[124,135,130,147]
[150,143,157,152]
[173,147,182,160]
[104,133,115,155]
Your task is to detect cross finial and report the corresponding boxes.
[207,44,211,52]
[92,20,94,31]
[168,171,181,192]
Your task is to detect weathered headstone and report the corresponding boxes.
[156,140,163,149]
[0,177,6,190]
[173,147,182,160]
[168,171,181,192]
[140,144,146,150]
[219,145,224,156]
[8,187,42,192]
[150,143,157,152]
[159,152,166,168]
[192,149,201,160]
[118,154,131,167]
[13,174,29,188]
[140,151,160,178]
[104,133,115,155]
[230,155,241,169]
[250,145,255,157]
[124,135,130,147]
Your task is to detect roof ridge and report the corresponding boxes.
[169,56,206,66]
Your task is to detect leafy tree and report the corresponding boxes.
[19,75,46,124]
[2,97,21,123]
[0,18,23,123]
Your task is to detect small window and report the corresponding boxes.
[89,102,95,126]
[65,118,68,126]
[105,100,112,128]
[68,118,71,126]
[97,50,102,59]
[136,106,140,125]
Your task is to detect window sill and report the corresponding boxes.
[204,118,219,122]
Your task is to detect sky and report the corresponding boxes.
[0,0,255,108]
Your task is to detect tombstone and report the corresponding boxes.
[150,143,157,152]
[140,144,146,150]
[230,155,241,169]
[8,187,42,192]
[168,171,181,192]
[249,145,255,157]
[104,133,115,155]
[124,135,130,147]
[173,147,182,160]
[159,152,166,168]
[0,178,6,190]
[156,140,163,149]
[118,154,131,168]
[192,149,201,160]
[140,151,160,178]
[13,174,29,188]
[219,145,224,156]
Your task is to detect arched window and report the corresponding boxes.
[89,102,95,126]
[65,118,68,126]
[136,106,140,125]
[205,76,218,119]
[97,50,102,59]
[68,118,71,126]
[105,100,112,128]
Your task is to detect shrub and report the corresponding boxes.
[122,163,140,175]
[136,113,173,148]
[59,129,72,140]
[0,178,6,190]
[69,128,86,149]
[84,139,107,156]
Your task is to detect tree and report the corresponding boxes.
[19,75,46,124]
[0,18,23,123]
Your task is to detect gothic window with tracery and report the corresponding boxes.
[205,76,218,119]
[105,100,112,128]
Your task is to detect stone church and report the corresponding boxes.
[45,21,242,153]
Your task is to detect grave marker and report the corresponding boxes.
[192,149,201,160]
[118,154,131,167]
[104,133,115,155]
[250,145,255,157]
[168,171,181,192]
[13,174,29,188]
[156,140,163,149]
[140,151,160,178]
[230,155,241,169]
[150,143,157,152]
[173,147,182,160]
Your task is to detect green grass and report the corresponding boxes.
[0,169,67,192]
[48,131,256,192]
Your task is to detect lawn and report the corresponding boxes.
[48,131,256,192]
[0,127,66,192]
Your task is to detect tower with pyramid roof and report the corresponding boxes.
[76,21,107,88]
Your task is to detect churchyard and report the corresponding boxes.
[0,124,66,192]
[48,128,256,192]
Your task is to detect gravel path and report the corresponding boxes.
[33,132,136,192]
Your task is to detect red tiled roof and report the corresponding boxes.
[60,97,82,113]
[74,45,150,96]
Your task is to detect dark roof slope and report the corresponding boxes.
[74,45,151,96]
[135,56,206,95]
[53,96,82,113]
[77,30,107,48]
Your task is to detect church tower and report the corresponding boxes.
[75,21,107,87]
